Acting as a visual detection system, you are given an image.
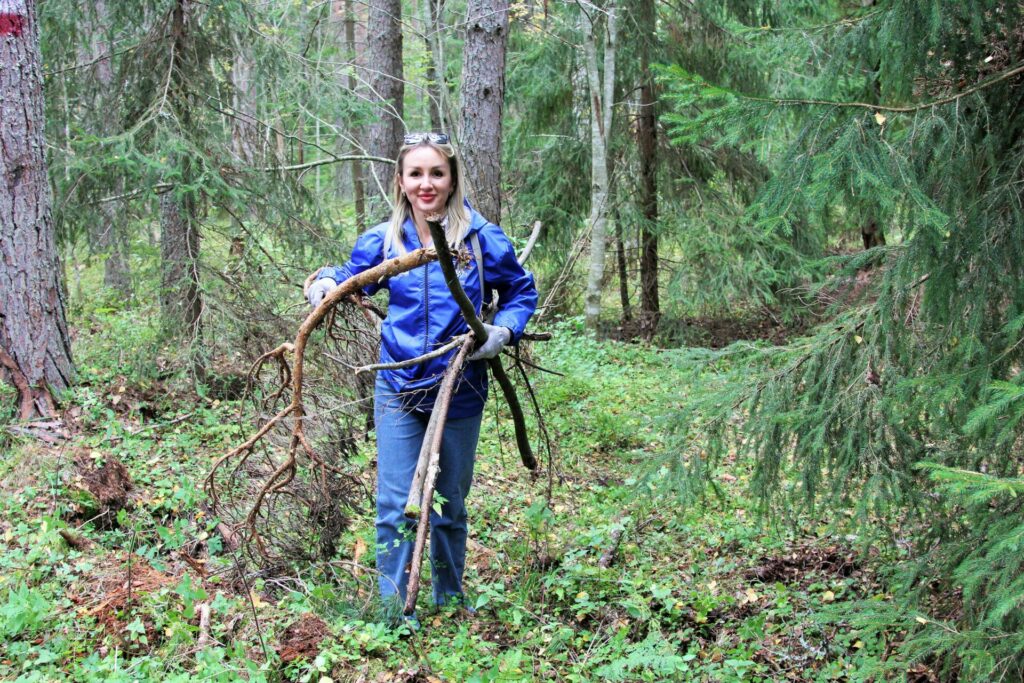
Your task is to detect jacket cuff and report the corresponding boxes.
[318,265,347,285]
[492,313,525,343]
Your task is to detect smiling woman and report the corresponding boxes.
[398,146,454,243]
[304,134,538,624]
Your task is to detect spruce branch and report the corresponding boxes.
[742,63,1024,113]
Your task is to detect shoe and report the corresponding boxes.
[399,614,421,635]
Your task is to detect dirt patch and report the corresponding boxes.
[276,613,330,664]
[69,559,176,651]
[66,451,133,528]
[747,542,858,586]
[684,312,806,349]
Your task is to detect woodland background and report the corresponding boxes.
[1,0,1023,681]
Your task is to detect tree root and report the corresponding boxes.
[206,248,438,553]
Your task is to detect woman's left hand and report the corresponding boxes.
[468,324,511,361]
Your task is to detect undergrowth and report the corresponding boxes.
[1,308,910,681]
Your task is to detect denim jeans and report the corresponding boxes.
[374,376,482,609]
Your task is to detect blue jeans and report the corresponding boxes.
[374,376,482,609]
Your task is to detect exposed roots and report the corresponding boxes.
[206,248,438,560]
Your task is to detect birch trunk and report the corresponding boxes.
[0,0,75,418]
[582,2,616,330]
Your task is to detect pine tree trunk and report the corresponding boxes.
[366,0,404,209]
[636,0,659,339]
[0,0,75,419]
[582,2,617,330]
[459,0,509,223]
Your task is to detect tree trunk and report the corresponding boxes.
[615,210,631,323]
[230,35,260,164]
[366,0,404,209]
[159,192,202,344]
[459,0,509,223]
[636,0,659,339]
[93,0,131,298]
[335,0,366,231]
[582,2,617,330]
[0,0,75,418]
[421,0,445,133]
[160,0,204,375]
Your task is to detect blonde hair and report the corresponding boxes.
[384,140,471,256]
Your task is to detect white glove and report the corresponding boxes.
[468,324,511,361]
[306,277,338,308]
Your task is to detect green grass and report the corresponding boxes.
[0,309,897,682]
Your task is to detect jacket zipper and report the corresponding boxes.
[422,261,430,356]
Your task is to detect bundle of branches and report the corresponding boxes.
[206,283,381,565]
[208,222,542,610]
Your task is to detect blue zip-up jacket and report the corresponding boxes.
[318,207,538,418]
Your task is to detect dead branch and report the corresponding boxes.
[197,601,213,649]
[518,221,543,266]
[207,247,438,552]
[355,334,469,379]
[426,219,537,470]
[598,526,625,569]
[404,338,474,615]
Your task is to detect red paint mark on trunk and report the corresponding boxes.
[0,13,25,36]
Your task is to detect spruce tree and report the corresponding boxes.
[660,1,1024,677]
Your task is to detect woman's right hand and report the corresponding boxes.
[306,277,339,308]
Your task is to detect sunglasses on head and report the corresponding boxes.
[403,132,450,146]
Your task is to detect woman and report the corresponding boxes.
[306,133,538,616]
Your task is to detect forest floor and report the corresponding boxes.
[0,313,907,682]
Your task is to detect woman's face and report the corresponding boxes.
[398,146,454,219]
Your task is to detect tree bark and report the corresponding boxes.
[90,0,131,298]
[336,0,367,231]
[159,192,202,345]
[459,0,509,223]
[615,209,631,323]
[636,0,660,339]
[421,0,445,133]
[159,0,204,376]
[582,1,617,330]
[366,0,404,207]
[230,35,260,165]
[0,0,75,418]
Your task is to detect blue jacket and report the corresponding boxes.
[318,208,538,418]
